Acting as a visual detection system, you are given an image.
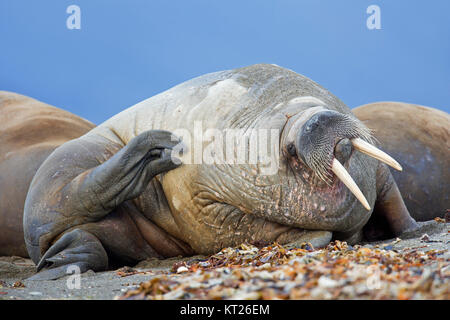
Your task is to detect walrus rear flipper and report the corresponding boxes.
[363,163,419,241]
[28,229,108,280]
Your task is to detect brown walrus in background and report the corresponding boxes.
[353,102,449,222]
[0,65,448,280]
[0,91,94,257]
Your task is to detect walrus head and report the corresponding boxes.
[283,106,402,211]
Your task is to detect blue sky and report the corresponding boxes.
[1,1,449,124]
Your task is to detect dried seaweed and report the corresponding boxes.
[121,241,449,300]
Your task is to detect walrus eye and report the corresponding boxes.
[287,143,297,156]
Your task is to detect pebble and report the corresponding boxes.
[176,266,188,273]
[318,276,339,288]
[441,265,450,277]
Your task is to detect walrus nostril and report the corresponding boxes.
[334,138,353,164]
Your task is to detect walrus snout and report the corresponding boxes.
[302,113,357,164]
[295,110,365,179]
[291,109,402,211]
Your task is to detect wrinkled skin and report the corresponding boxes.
[0,65,428,280]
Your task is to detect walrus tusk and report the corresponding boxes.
[331,158,371,210]
[351,138,402,171]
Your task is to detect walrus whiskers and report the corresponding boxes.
[351,138,403,171]
[331,158,371,210]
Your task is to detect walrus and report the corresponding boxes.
[0,91,94,257]
[353,102,449,223]
[0,64,444,280]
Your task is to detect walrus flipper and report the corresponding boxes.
[28,229,108,280]
[363,163,419,241]
[69,130,182,218]
[25,130,182,279]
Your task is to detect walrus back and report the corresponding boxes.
[0,91,95,257]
